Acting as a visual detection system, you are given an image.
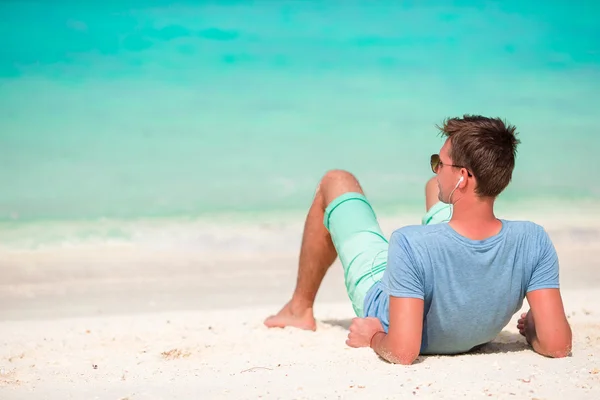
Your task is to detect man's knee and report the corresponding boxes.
[319,169,364,205]
[321,169,359,185]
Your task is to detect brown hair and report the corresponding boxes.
[438,115,520,198]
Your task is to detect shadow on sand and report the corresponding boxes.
[321,319,530,357]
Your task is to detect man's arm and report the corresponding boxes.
[370,296,424,365]
[522,288,572,358]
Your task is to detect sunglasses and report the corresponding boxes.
[430,154,473,176]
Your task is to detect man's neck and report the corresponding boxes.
[449,196,502,240]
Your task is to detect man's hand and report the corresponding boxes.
[346,317,384,348]
[520,289,572,358]
[517,310,535,344]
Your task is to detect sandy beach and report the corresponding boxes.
[2,1,599,398]
[1,212,600,399]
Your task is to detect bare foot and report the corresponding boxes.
[264,301,317,331]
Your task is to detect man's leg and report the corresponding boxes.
[425,176,439,212]
[264,170,365,331]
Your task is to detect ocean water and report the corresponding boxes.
[1,1,599,247]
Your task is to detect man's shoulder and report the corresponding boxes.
[390,220,551,242]
[502,219,549,237]
[391,220,551,245]
[392,223,447,238]
[389,224,447,249]
[502,220,556,256]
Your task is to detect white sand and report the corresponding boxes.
[1,212,600,399]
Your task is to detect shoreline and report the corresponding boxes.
[1,199,600,250]
[2,196,600,227]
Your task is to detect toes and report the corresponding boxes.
[263,313,317,331]
[263,316,283,328]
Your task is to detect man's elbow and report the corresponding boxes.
[395,355,419,365]
[544,340,572,358]
[388,349,420,365]
[539,331,573,358]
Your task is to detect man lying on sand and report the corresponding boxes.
[265,115,572,365]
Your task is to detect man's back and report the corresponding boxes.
[364,220,559,354]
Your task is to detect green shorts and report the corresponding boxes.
[421,200,453,225]
[323,193,452,317]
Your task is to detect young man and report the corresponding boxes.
[264,115,572,364]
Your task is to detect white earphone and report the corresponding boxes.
[455,176,464,188]
[448,176,464,204]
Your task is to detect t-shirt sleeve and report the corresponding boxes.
[381,230,425,299]
[526,227,560,292]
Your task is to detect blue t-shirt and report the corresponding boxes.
[363,220,559,355]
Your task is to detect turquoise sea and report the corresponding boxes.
[1,1,599,246]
